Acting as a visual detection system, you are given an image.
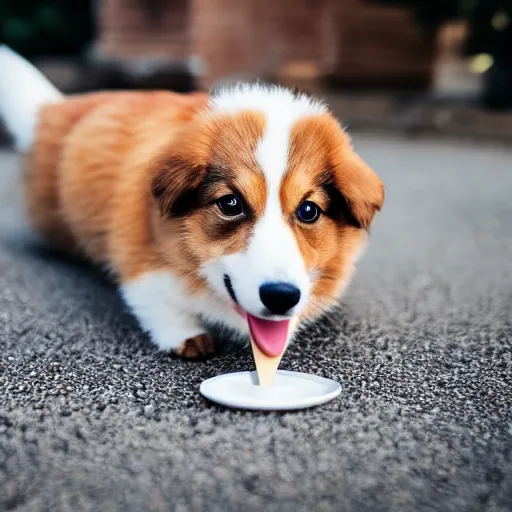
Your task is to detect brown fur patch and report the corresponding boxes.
[175,333,215,359]
[283,113,384,314]
[25,93,123,253]
[149,110,267,290]
[27,91,208,279]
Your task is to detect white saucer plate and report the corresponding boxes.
[200,370,342,411]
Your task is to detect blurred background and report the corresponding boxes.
[1,0,512,140]
[3,5,512,509]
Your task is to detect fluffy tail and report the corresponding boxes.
[0,45,62,152]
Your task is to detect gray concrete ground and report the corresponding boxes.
[0,134,511,512]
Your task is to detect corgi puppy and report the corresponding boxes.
[0,46,384,359]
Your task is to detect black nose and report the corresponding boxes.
[259,282,301,315]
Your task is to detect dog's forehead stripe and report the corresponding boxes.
[255,121,289,190]
[210,83,326,190]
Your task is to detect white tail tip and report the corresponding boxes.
[0,45,62,152]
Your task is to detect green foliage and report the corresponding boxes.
[0,0,94,57]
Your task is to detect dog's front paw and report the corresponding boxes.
[174,333,215,359]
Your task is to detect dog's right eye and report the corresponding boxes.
[217,194,244,217]
[296,200,321,223]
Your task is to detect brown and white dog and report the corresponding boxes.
[0,46,384,359]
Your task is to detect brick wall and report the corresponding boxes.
[191,0,337,89]
[333,0,437,88]
[190,0,259,87]
[96,0,436,90]
[97,0,190,60]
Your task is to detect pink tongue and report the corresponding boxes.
[247,314,290,357]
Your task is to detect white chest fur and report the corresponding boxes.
[121,271,248,351]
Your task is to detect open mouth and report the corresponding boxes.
[247,315,290,357]
[224,274,290,357]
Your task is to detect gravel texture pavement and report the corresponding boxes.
[0,135,511,511]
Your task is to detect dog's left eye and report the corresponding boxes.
[217,194,244,216]
[296,201,321,223]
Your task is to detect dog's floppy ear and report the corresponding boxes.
[151,156,207,217]
[330,151,384,230]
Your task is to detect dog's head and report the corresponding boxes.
[150,85,383,334]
